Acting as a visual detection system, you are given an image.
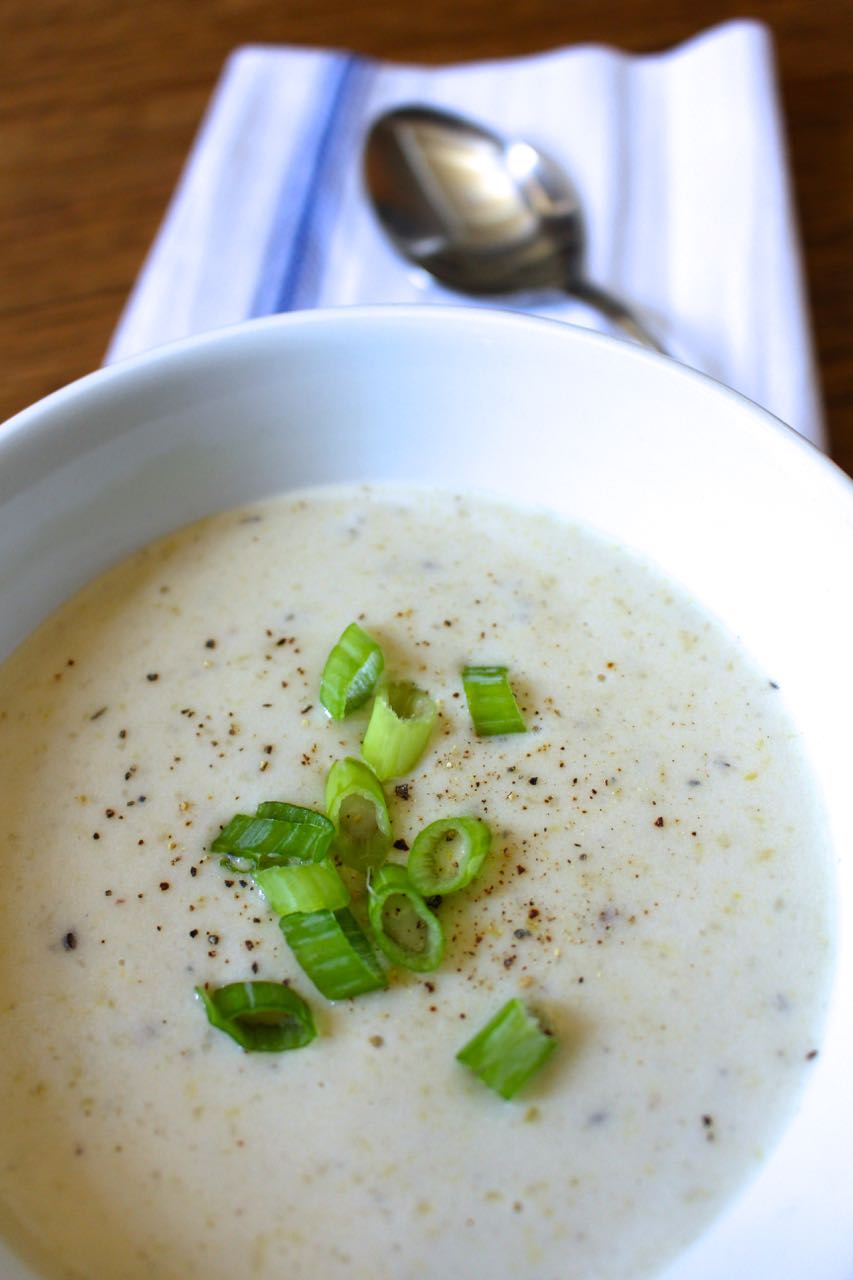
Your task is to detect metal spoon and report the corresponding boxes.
[364,104,664,353]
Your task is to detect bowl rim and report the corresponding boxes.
[2,305,850,503]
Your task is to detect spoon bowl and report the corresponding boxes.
[364,104,664,351]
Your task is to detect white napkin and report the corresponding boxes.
[107,20,825,447]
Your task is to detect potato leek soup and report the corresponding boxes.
[0,486,832,1280]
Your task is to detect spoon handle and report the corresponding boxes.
[568,281,666,354]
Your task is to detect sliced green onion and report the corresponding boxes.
[367,863,444,973]
[195,980,316,1053]
[407,816,492,896]
[320,622,384,720]
[325,757,392,871]
[361,680,438,781]
[254,859,350,916]
[211,806,334,871]
[456,997,556,1099]
[280,908,387,1000]
[462,665,526,736]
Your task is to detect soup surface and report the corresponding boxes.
[0,486,833,1280]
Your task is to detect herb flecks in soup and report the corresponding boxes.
[0,487,833,1280]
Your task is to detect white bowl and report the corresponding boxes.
[0,307,851,1279]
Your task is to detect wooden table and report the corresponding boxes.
[1,0,851,476]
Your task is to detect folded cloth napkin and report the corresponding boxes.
[107,19,824,447]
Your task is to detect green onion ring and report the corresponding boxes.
[461,665,527,736]
[367,863,444,973]
[325,757,392,871]
[361,680,438,781]
[320,622,384,720]
[407,816,492,896]
[211,805,334,871]
[280,907,388,1000]
[195,981,316,1052]
[456,997,557,1098]
[254,859,350,916]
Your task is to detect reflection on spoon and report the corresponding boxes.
[364,104,665,354]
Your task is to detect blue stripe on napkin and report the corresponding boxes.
[252,54,376,317]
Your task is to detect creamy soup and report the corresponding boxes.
[0,486,833,1280]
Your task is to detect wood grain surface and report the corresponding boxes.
[1,0,851,475]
